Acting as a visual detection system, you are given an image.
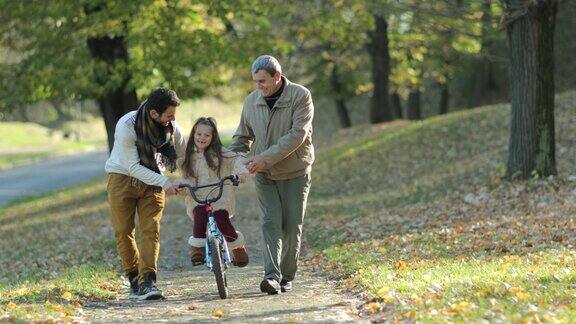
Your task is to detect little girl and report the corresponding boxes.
[180,117,249,267]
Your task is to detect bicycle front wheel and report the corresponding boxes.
[208,237,228,299]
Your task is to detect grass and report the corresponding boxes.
[0,123,54,147]
[306,90,576,322]
[177,97,243,136]
[322,238,576,322]
[0,180,122,322]
[0,121,106,170]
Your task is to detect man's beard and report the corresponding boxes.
[153,116,169,127]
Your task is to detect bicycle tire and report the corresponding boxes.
[208,237,228,299]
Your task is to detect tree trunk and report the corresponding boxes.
[438,83,449,115]
[407,89,421,120]
[505,0,557,179]
[391,91,402,119]
[50,99,68,122]
[481,0,498,91]
[14,107,30,122]
[330,64,351,128]
[367,15,393,123]
[467,0,500,108]
[85,4,138,152]
[86,35,138,152]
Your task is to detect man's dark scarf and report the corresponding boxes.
[134,100,177,174]
[264,78,285,109]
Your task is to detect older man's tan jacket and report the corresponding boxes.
[229,77,314,180]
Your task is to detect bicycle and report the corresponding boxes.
[179,175,239,299]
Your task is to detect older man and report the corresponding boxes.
[230,55,314,294]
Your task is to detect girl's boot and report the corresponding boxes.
[227,231,249,267]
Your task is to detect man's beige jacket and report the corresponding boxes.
[230,77,314,180]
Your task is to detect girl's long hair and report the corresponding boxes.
[181,117,224,179]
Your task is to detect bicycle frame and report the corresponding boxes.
[205,205,232,271]
[179,175,239,272]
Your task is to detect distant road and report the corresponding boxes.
[0,150,108,206]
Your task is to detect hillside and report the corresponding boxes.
[307,91,576,322]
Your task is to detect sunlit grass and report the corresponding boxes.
[0,121,107,170]
[0,122,55,147]
[0,266,121,322]
[324,241,576,322]
[178,97,242,136]
[0,180,121,321]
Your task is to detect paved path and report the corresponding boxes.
[84,180,363,323]
[0,151,107,206]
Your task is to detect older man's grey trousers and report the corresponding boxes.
[254,173,312,283]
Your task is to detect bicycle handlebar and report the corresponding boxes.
[178,175,239,205]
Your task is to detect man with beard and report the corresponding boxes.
[105,88,185,300]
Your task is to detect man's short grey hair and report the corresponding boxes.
[251,55,282,76]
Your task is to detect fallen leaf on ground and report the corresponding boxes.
[61,291,72,301]
[211,309,224,318]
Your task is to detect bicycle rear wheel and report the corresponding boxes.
[208,237,228,299]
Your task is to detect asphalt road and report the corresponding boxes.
[0,151,108,206]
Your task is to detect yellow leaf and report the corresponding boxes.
[382,295,395,303]
[377,287,396,303]
[14,287,27,296]
[377,247,387,254]
[394,260,408,270]
[477,288,491,297]
[516,291,530,301]
[62,291,73,301]
[366,302,380,314]
[7,302,17,309]
[403,310,416,319]
[500,263,512,272]
[411,293,423,305]
[211,309,224,318]
[377,287,389,299]
[449,301,470,313]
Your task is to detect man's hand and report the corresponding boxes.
[246,155,267,174]
[236,173,249,183]
[164,180,181,195]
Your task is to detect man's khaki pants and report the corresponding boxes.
[107,173,165,282]
[254,173,311,283]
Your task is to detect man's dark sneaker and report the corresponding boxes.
[128,270,139,299]
[137,272,163,300]
[280,279,292,293]
[260,278,281,295]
